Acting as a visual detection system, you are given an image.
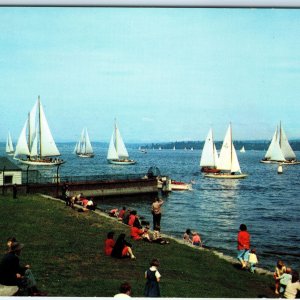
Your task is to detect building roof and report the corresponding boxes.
[0,157,22,171]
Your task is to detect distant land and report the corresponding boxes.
[140,140,300,151]
[1,140,300,152]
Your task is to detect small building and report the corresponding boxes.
[0,157,22,186]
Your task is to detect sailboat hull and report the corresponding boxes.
[260,159,300,165]
[77,153,94,158]
[108,159,136,165]
[201,167,221,173]
[14,157,65,166]
[204,173,248,179]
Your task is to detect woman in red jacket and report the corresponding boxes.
[237,224,250,269]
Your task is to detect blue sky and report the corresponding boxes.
[0,7,300,143]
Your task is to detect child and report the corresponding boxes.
[279,267,292,294]
[144,258,161,297]
[183,229,192,244]
[248,248,258,273]
[274,260,287,294]
[192,232,202,247]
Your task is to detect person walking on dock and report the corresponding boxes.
[151,198,164,230]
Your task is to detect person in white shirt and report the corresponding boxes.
[114,282,132,298]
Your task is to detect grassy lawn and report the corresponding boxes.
[0,194,275,297]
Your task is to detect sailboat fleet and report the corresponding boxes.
[4,101,299,176]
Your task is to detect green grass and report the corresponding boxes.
[0,194,275,297]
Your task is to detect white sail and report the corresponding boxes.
[30,135,38,157]
[115,125,129,158]
[39,100,60,157]
[200,128,218,167]
[14,121,30,157]
[28,101,37,152]
[280,126,296,160]
[265,128,278,159]
[84,128,93,154]
[107,132,118,160]
[6,132,14,154]
[217,124,241,173]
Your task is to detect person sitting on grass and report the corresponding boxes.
[111,234,136,259]
[279,267,292,294]
[192,231,202,247]
[130,219,145,241]
[152,226,169,245]
[284,270,300,299]
[104,232,115,256]
[0,242,45,296]
[183,229,192,244]
[118,207,126,221]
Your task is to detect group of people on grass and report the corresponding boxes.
[0,237,45,296]
[62,184,96,211]
[237,223,300,298]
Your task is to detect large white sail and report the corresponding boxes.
[107,132,118,160]
[28,101,37,152]
[14,121,30,157]
[280,125,296,160]
[217,124,241,173]
[84,128,93,154]
[39,100,60,157]
[115,125,129,158]
[265,128,278,159]
[200,128,218,167]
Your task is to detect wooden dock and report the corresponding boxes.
[2,177,158,198]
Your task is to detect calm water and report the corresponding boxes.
[2,143,300,272]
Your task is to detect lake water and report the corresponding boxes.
[2,143,300,272]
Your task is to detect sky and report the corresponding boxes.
[1,7,300,143]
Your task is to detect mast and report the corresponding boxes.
[279,121,282,149]
[27,112,30,152]
[114,118,117,155]
[230,123,233,170]
[38,96,42,158]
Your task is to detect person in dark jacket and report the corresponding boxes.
[0,242,44,296]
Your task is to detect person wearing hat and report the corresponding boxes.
[0,242,42,296]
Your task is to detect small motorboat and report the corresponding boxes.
[170,180,193,191]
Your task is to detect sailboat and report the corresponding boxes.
[75,128,94,158]
[107,119,136,165]
[200,128,220,173]
[6,132,14,156]
[204,124,247,179]
[261,122,299,165]
[240,146,246,153]
[14,96,64,166]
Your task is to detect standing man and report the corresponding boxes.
[12,184,17,199]
[151,198,164,230]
